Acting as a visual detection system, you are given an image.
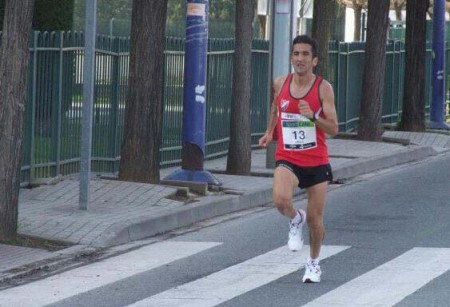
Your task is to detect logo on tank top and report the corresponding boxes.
[280,99,289,111]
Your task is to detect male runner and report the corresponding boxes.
[258,35,338,283]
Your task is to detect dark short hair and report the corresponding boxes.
[292,35,318,58]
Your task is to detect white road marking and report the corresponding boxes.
[302,247,450,307]
[0,241,221,307]
[127,245,350,307]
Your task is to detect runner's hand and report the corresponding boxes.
[299,100,314,120]
[258,133,273,148]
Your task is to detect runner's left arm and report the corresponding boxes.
[315,80,338,136]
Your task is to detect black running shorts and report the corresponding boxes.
[275,160,333,189]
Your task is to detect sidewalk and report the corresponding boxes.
[1,131,449,281]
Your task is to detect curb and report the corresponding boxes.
[333,145,437,180]
[91,189,274,247]
[91,145,437,248]
[1,144,439,285]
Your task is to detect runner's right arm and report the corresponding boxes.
[259,76,285,148]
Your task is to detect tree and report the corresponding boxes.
[337,0,407,41]
[312,0,337,78]
[167,0,185,23]
[1,0,75,140]
[337,0,367,41]
[118,0,168,183]
[166,0,235,37]
[392,0,406,21]
[226,0,255,175]
[398,0,429,131]
[357,0,390,141]
[73,0,131,34]
[427,0,450,18]
[352,0,365,40]
[1,0,74,31]
[32,0,75,31]
[167,0,234,22]
[0,0,35,241]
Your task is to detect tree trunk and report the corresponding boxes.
[118,0,168,183]
[0,0,35,241]
[394,2,403,21]
[312,0,335,78]
[226,0,254,175]
[258,15,266,39]
[398,0,428,132]
[357,0,390,141]
[353,4,362,41]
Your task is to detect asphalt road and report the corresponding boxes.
[1,152,449,307]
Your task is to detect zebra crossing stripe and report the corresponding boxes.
[302,247,450,307]
[126,245,350,307]
[0,241,221,306]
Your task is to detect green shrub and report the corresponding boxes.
[0,0,74,31]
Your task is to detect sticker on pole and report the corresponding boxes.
[195,85,206,104]
[187,3,206,18]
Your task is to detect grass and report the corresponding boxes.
[0,234,69,251]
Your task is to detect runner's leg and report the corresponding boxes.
[273,166,299,219]
[305,181,328,259]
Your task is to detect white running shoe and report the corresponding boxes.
[303,261,322,283]
[287,209,306,251]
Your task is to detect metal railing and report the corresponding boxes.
[329,39,450,131]
[20,32,270,184]
[17,31,450,184]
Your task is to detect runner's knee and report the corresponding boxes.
[306,213,323,230]
[273,193,292,212]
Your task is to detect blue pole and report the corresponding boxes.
[429,0,449,130]
[164,0,220,185]
[183,0,208,164]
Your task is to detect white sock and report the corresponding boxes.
[290,210,302,225]
[307,256,319,266]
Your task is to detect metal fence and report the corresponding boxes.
[389,21,450,43]
[17,31,450,184]
[329,39,450,131]
[328,40,410,131]
[20,32,270,185]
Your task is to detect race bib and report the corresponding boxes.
[280,112,317,150]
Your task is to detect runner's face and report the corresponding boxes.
[291,43,317,75]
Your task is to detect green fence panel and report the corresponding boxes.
[205,38,234,159]
[250,39,270,145]
[447,41,450,122]
[388,20,450,42]
[31,31,64,180]
[424,40,433,117]
[330,41,365,132]
[17,30,449,183]
[382,40,405,124]
[90,34,130,174]
[162,37,184,166]
[59,31,84,177]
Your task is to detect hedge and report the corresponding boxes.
[0,0,74,31]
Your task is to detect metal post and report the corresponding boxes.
[291,0,297,37]
[30,32,38,183]
[109,17,115,37]
[266,0,293,168]
[56,32,64,177]
[362,11,367,42]
[429,0,449,130]
[79,0,97,210]
[164,0,220,185]
[298,0,306,35]
[257,0,270,39]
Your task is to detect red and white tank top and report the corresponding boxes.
[275,74,329,167]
